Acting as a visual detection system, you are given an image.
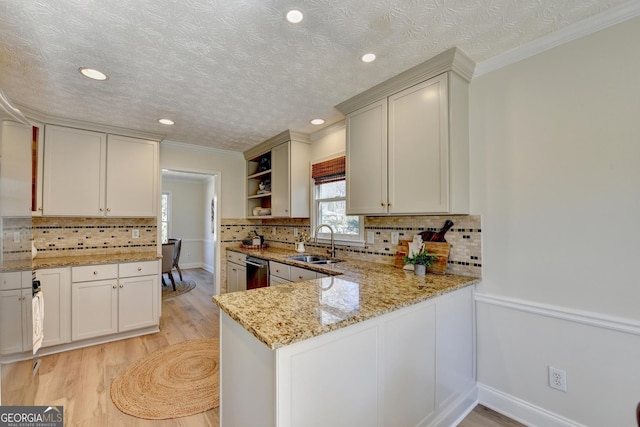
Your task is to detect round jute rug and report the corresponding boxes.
[161,279,196,299]
[110,338,219,419]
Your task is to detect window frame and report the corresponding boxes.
[310,157,364,247]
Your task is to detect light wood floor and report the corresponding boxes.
[2,268,522,427]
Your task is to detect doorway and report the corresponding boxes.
[161,169,220,295]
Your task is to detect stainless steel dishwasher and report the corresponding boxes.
[245,256,269,289]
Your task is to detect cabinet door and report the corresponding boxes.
[0,289,24,355]
[36,267,71,347]
[0,121,32,216]
[43,125,106,216]
[226,261,239,293]
[118,275,158,332]
[346,99,388,215]
[388,74,449,214]
[72,279,118,341]
[237,264,247,292]
[269,275,290,286]
[271,142,290,217]
[106,135,158,217]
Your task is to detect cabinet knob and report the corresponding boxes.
[387,202,391,206]
[120,284,124,288]
[38,207,43,211]
[93,271,98,275]
[112,284,117,289]
[99,208,104,212]
[106,208,111,212]
[381,202,384,206]
[137,267,142,271]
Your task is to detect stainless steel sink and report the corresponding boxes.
[288,255,343,265]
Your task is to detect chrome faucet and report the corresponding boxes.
[314,224,336,259]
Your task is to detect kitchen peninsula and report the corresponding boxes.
[213,248,480,427]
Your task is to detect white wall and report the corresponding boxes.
[310,121,346,162]
[470,17,640,426]
[160,141,245,218]
[162,177,205,269]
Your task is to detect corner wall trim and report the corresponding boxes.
[477,383,587,427]
[475,293,640,337]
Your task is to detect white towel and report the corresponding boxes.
[32,291,44,354]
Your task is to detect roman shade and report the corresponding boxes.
[311,156,345,185]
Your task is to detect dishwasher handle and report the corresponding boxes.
[245,259,267,268]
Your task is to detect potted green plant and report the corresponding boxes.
[403,248,437,276]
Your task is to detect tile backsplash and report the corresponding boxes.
[221,215,481,278]
[32,217,157,258]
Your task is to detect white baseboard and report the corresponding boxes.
[477,383,587,427]
[430,383,478,427]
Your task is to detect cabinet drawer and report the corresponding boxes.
[291,266,317,282]
[119,260,159,278]
[270,275,291,286]
[0,271,30,291]
[270,261,290,280]
[226,251,246,265]
[72,264,118,282]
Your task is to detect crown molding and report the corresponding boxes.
[475,0,640,77]
[309,119,345,142]
[15,103,166,141]
[160,140,242,157]
[243,129,311,160]
[335,47,475,115]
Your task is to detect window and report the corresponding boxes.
[312,156,363,244]
[161,192,171,243]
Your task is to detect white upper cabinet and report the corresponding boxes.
[0,121,33,217]
[338,47,474,215]
[42,125,158,217]
[245,130,310,218]
[43,125,106,216]
[346,99,388,215]
[106,134,158,217]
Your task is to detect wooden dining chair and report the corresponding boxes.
[168,238,183,281]
[161,242,176,291]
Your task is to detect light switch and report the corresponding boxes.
[132,229,140,238]
[367,231,375,243]
[294,228,299,236]
[391,232,399,245]
[13,231,20,243]
[272,227,276,235]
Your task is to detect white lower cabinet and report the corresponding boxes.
[0,271,32,355]
[36,267,71,348]
[226,252,246,293]
[220,285,475,427]
[71,261,159,341]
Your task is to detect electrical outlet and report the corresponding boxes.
[294,228,299,236]
[272,227,276,235]
[132,229,139,238]
[367,231,375,243]
[391,232,399,245]
[548,366,567,392]
[13,231,20,243]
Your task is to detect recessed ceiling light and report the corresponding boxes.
[286,9,303,24]
[158,118,175,126]
[361,53,376,63]
[78,67,108,81]
[310,118,325,125]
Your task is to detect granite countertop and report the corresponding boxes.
[32,251,161,270]
[213,246,480,350]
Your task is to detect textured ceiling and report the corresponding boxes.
[0,0,632,152]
